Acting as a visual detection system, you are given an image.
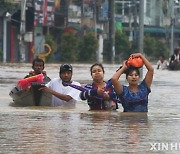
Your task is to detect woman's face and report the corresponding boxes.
[91,65,104,81]
[126,70,140,85]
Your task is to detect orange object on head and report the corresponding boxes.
[17,74,44,90]
[126,57,144,68]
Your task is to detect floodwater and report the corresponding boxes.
[0,63,180,154]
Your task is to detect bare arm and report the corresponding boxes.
[111,62,128,95]
[40,86,72,102]
[131,53,154,89]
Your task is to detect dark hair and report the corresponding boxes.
[159,54,165,59]
[90,63,105,75]
[124,66,140,78]
[59,64,73,74]
[174,47,180,55]
[32,58,44,67]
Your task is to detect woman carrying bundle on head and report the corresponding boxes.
[111,53,154,112]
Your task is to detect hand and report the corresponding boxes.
[116,60,128,72]
[29,71,35,76]
[42,71,47,76]
[39,86,52,93]
[130,53,142,58]
[97,87,104,96]
[123,60,128,68]
[102,92,110,100]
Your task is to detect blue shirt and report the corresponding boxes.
[119,80,151,112]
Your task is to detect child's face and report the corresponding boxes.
[32,62,44,74]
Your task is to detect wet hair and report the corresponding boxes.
[90,63,105,75]
[124,66,140,79]
[32,58,44,67]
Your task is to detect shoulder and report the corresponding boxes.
[164,60,169,65]
[72,81,81,87]
[121,85,129,95]
[157,60,161,64]
[106,79,115,90]
[106,79,112,85]
[80,83,93,90]
[51,78,60,82]
[139,80,147,87]
[171,54,175,59]
[24,75,30,79]
[46,78,61,85]
[139,80,151,92]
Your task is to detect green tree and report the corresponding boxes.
[143,34,157,56]
[77,32,98,62]
[103,30,131,63]
[45,33,57,52]
[0,0,19,9]
[45,33,57,61]
[115,30,131,61]
[59,32,79,62]
[144,34,168,59]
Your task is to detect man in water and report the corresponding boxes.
[40,64,81,107]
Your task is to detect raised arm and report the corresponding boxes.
[131,53,154,89]
[111,62,128,95]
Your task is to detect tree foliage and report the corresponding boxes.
[45,33,57,61]
[103,30,131,63]
[144,34,169,58]
[77,32,98,62]
[45,33,57,53]
[0,0,18,9]
[115,30,131,60]
[59,32,79,62]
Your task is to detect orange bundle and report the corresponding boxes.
[126,56,144,68]
[17,74,44,90]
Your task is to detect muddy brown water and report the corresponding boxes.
[0,63,180,154]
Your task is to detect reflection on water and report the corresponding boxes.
[0,63,180,153]
[0,110,151,154]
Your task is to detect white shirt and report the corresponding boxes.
[157,60,169,70]
[174,54,179,61]
[46,78,81,107]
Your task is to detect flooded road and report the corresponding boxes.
[0,63,180,154]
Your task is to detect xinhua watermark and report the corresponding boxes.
[150,143,180,151]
